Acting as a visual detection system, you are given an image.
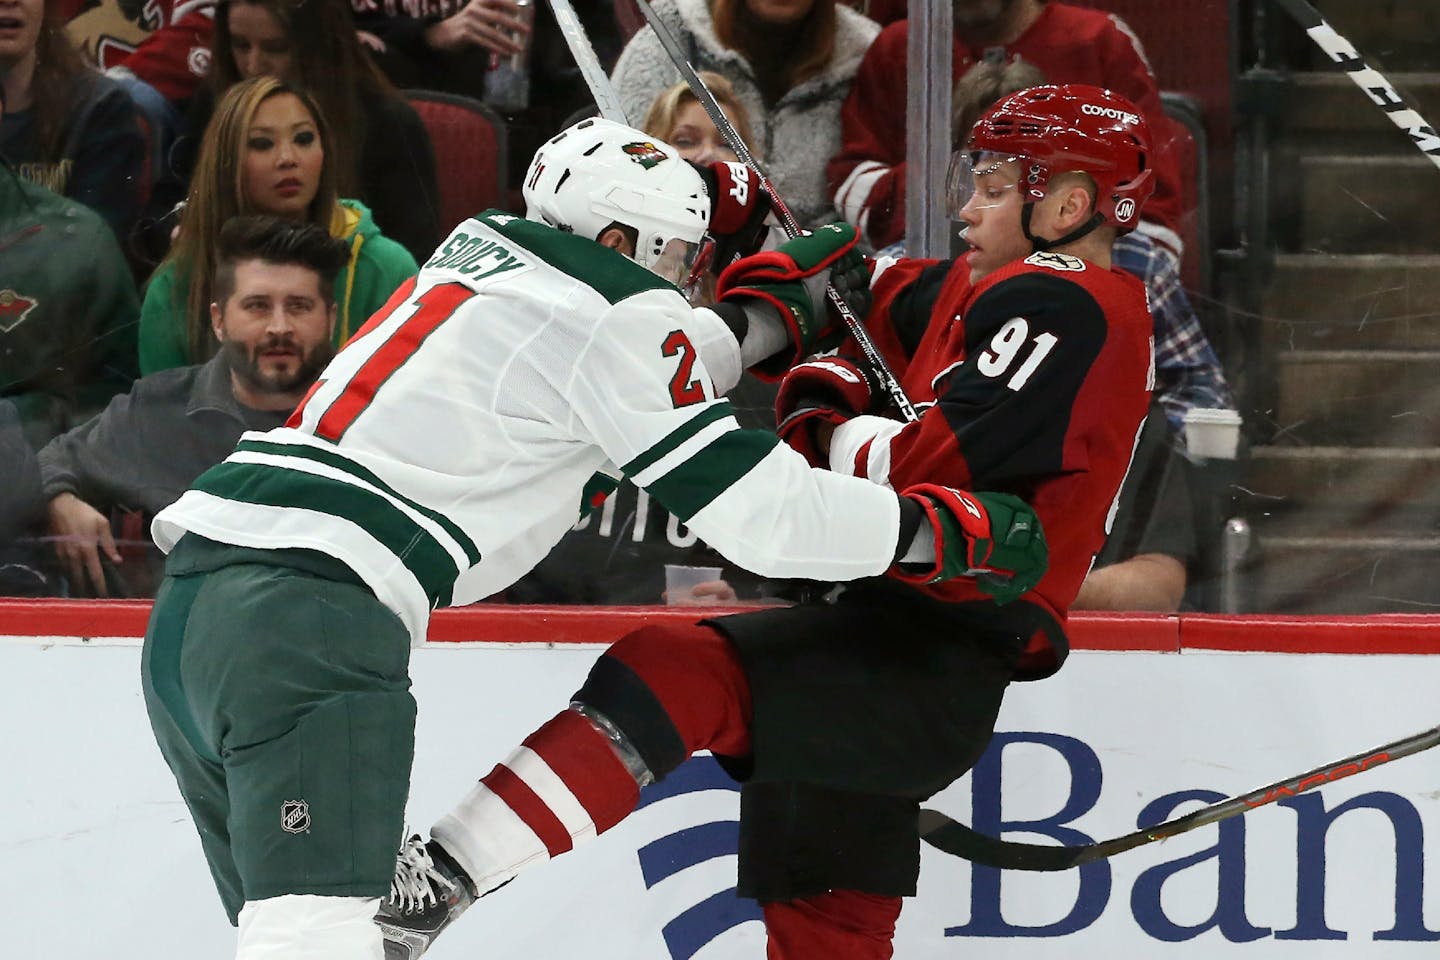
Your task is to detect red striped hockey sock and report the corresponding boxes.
[431,708,640,893]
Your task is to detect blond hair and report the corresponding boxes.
[641,72,757,156]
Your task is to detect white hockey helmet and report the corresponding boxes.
[522,117,712,284]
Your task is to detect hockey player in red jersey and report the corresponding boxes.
[376,84,1150,959]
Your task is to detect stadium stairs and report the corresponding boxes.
[1241,0,1440,612]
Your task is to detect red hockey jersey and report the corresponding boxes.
[827,4,1184,256]
[828,249,1153,677]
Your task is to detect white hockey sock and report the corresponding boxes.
[235,894,383,960]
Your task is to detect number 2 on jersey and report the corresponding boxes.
[296,280,476,442]
[663,329,706,407]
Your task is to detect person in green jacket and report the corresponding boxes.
[138,76,417,375]
[0,161,139,450]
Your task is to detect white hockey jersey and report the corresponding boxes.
[152,212,904,641]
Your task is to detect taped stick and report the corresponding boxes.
[920,722,1440,870]
[630,0,917,422]
[1272,0,1440,171]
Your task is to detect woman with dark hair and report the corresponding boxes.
[173,0,441,261]
[612,0,877,230]
[0,0,146,244]
[139,76,416,374]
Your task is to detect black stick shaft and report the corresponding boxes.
[921,723,1440,871]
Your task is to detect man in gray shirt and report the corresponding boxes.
[0,399,48,595]
[39,217,349,597]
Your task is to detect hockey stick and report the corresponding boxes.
[629,0,917,422]
[545,0,628,123]
[919,722,1440,871]
[1271,0,1440,171]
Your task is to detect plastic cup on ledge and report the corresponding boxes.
[1183,408,1243,460]
[664,564,724,605]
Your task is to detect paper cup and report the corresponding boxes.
[664,564,724,604]
[1183,408,1242,460]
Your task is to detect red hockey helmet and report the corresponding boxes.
[964,83,1155,231]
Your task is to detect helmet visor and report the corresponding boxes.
[650,236,707,290]
[945,151,1023,218]
[681,235,718,304]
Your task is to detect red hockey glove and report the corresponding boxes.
[690,160,772,275]
[895,484,1048,604]
[716,222,866,378]
[774,357,881,466]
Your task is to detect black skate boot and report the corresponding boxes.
[376,835,476,959]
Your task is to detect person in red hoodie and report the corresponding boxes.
[372,83,1152,960]
[828,0,1184,263]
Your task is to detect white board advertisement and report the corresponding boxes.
[4,639,1439,957]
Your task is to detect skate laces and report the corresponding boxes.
[388,836,458,915]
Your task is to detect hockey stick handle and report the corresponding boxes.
[545,0,629,123]
[629,0,917,422]
[920,722,1440,871]
[1271,0,1440,171]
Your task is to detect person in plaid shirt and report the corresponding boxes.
[1112,231,1233,440]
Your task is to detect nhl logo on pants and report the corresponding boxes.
[281,800,311,834]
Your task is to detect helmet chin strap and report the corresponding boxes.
[1021,204,1106,252]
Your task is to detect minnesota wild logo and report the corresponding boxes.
[0,289,38,333]
[622,141,669,169]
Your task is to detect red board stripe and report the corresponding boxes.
[0,599,154,638]
[1067,612,1180,652]
[482,763,574,857]
[8,599,1440,654]
[1179,614,1440,655]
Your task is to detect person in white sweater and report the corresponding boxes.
[611,0,879,230]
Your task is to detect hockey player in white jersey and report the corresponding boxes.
[139,116,1048,958]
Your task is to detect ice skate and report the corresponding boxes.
[376,835,476,959]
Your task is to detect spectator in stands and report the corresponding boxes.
[829,0,1185,262]
[613,0,878,230]
[0,0,147,245]
[1072,403,1194,611]
[351,0,529,89]
[0,398,50,596]
[66,0,219,109]
[642,69,751,164]
[138,77,417,375]
[353,0,617,103]
[353,0,621,197]
[41,215,345,598]
[1,147,139,451]
[167,0,440,261]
